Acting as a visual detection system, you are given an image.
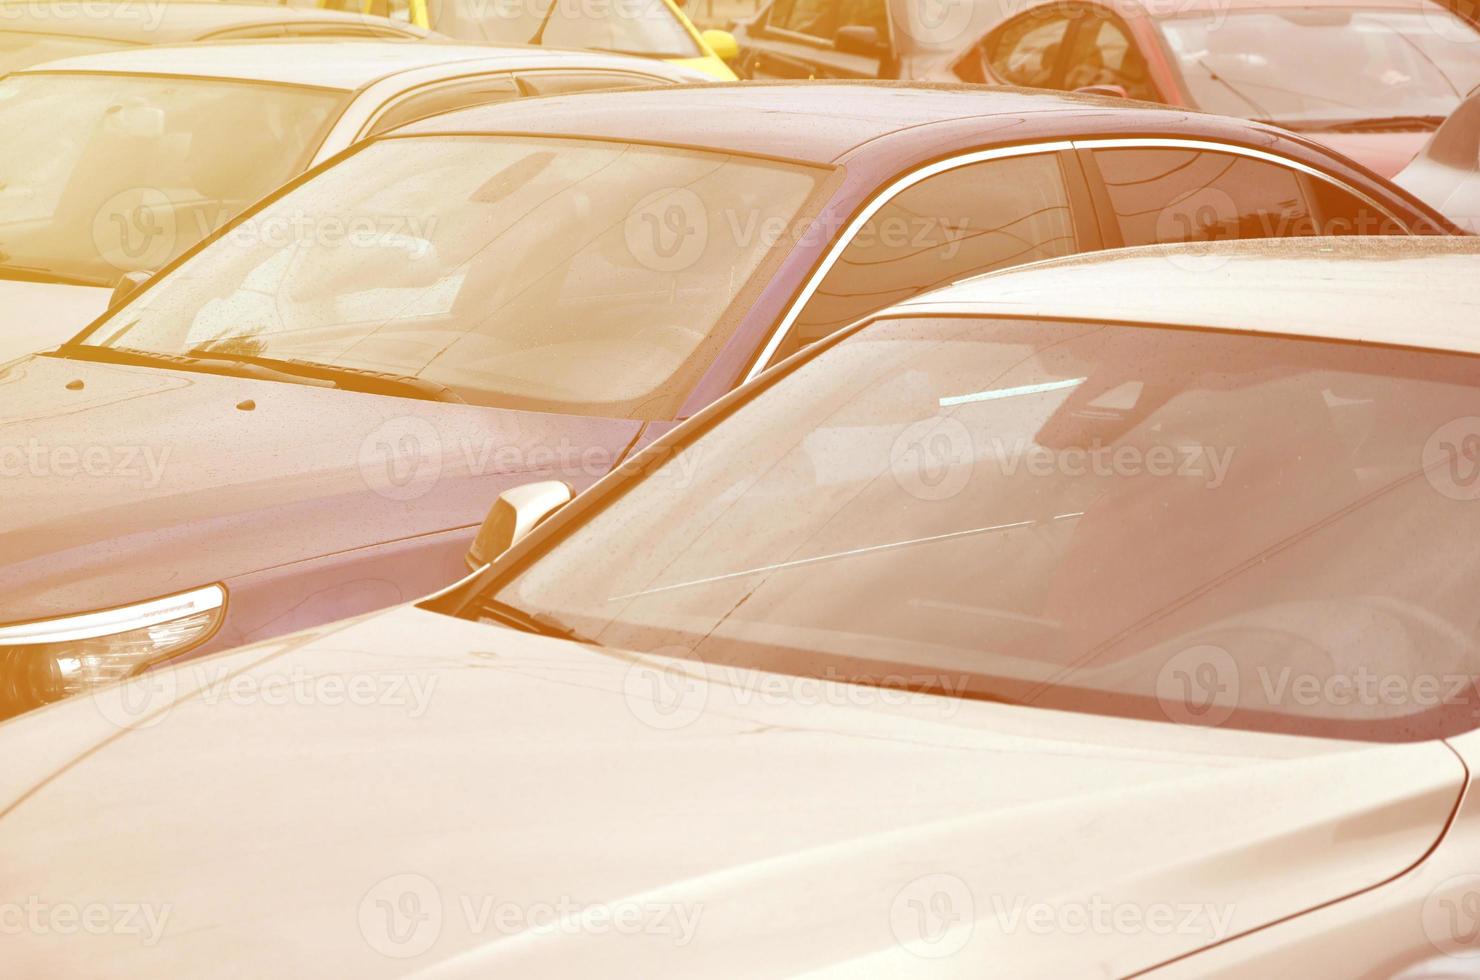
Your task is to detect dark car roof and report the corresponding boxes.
[401,80,1369,174]
[0,1,422,43]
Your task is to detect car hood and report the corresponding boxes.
[0,279,111,363]
[0,355,641,622]
[1305,131,1430,179]
[0,605,1463,977]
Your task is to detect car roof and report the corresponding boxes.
[15,39,686,90]
[892,237,1480,354]
[401,80,1310,165]
[0,1,416,43]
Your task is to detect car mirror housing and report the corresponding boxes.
[834,24,886,58]
[109,270,153,309]
[702,28,740,61]
[466,480,575,571]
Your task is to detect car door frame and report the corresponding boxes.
[1073,137,1410,249]
[735,135,1416,390]
[735,141,1097,386]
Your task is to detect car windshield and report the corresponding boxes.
[0,73,343,286]
[1159,8,1480,129]
[83,135,826,418]
[426,0,701,58]
[493,314,1480,743]
[0,31,132,74]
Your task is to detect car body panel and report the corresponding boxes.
[898,236,1480,352]
[1397,86,1480,234]
[0,279,111,357]
[0,354,643,625]
[0,604,1465,976]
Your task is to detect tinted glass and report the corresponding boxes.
[787,153,1076,350]
[990,9,1070,87]
[1094,148,1320,245]
[428,0,700,58]
[0,73,343,285]
[497,315,1480,742]
[1159,9,1480,129]
[87,137,826,419]
[1064,15,1156,100]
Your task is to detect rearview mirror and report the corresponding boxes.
[466,480,575,570]
[835,24,886,58]
[109,270,152,309]
[702,28,740,61]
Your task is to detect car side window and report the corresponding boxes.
[1062,13,1157,100]
[1092,147,1323,245]
[366,76,522,137]
[772,0,888,43]
[988,9,1073,88]
[780,153,1078,356]
[1306,179,1409,235]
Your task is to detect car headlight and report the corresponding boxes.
[0,585,226,715]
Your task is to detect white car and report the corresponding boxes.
[5,237,1480,977]
[0,39,707,360]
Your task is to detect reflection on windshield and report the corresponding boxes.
[427,0,700,57]
[0,73,342,285]
[0,32,130,75]
[1160,9,1480,127]
[496,316,1480,742]
[83,136,824,418]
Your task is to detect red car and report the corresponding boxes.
[964,0,1480,177]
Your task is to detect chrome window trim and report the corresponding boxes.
[1071,137,1403,221]
[744,140,1074,383]
[746,135,1404,382]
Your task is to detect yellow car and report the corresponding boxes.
[324,0,739,79]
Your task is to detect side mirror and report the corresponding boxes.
[702,28,740,61]
[109,270,152,309]
[1074,83,1129,99]
[466,480,574,570]
[835,24,886,58]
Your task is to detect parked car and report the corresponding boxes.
[1397,84,1480,233]
[6,236,1480,977]
[0,39,709,359]
[317,0,740,78]
[0,83,1453,719]
[731,0,1017,79]
[965,0,1480,178]
[733,0,1480,179]
[0,0,431,73]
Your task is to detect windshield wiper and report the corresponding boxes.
[53,345,340,388]
[480,599,603,647]
[51,345,464,403]
[185,351,466,404]
[1307,114,1447,133]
